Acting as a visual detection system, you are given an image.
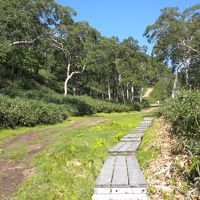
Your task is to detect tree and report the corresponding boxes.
[144,4,200,91]
[0,0,75,77]
[50,22,99,95]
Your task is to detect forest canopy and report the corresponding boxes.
[0,0,171,103]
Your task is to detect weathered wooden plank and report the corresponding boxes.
[130,129,144,134]
[134,129,146,133]
[92,193,148,200]
[118,142,133,152]
[127,155,146,188]
[95,156,115,188]
[121,138,141,142]
[122,133,144,139]
[138,124,150,127]
[112,156,128,187]
[135,127,146,130]
[127,142,141,152]
[108,142,126,153]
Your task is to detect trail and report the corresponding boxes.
[0,116,108,200]
[143,87,153,98]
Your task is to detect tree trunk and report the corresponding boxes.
[140,87,143,103]
[126,83,129,100]
[131,86,134,102]
[117,74,121,102]
[64,78,69,96]
[122,87,126,105]
[73,86,76,96]
[183,58,190,88]
[107,80,111,100]
[172,68,179,99]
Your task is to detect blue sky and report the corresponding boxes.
[56,0,200,54]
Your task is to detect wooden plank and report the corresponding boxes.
[138,124,150,127]
[95,156,115,188]
[130,129,144,134]
[135,127,146,130]
[127,142,141,152]
[92,193,148,200]
[121,138,141,142]
[112,156,128,187]
[131,130,145,134]
[127,155,146,188]
[123,133,144,138]
[108,142,126,153]
[118,142,133,152]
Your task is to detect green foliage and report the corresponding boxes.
[161,91,200,187]
[144,4,200,90]
[113,132,124,142]
[0,94,69,128]
[136,120,159,169]
[0,88,133,128]
[162,91,200,139]
[132,102,142,111]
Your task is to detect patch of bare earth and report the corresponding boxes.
[147,118,199,200]
[0,116,108,200]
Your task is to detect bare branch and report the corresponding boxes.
[10,31,49,46]
[68,62,86,79]
[179,39,199,54]
[11,37,39,46]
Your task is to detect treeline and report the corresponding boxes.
[0,0,171,104]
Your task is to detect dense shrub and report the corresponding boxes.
[0,91,133,128]
[140,100,150,109]
[0,86,132,115]
[161,90,200,187]
[0,95,69,128]
[132,102,142,111]
[162,91,200,139]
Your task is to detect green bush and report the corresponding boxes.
[132,102,142,111]
[0,91,133,128]
[141,100,150,109]
[161,90,200,187]
[161,91,200,139]
[0,95,69,128]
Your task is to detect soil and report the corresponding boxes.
[0,116,108,200]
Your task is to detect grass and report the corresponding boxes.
[136,119,160,169]
[0,109,159,200]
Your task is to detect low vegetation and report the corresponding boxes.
[0,111,155,199]
[161,91,200,191]
[0,92,134,128]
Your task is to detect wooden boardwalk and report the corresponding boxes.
[92,117,153,200]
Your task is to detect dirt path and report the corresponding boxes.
[0,116,108,200]
[143,87,153,98]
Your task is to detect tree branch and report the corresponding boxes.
[68,62,86,79]
[179,39,199,54]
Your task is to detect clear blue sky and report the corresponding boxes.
[56,0,200,54]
